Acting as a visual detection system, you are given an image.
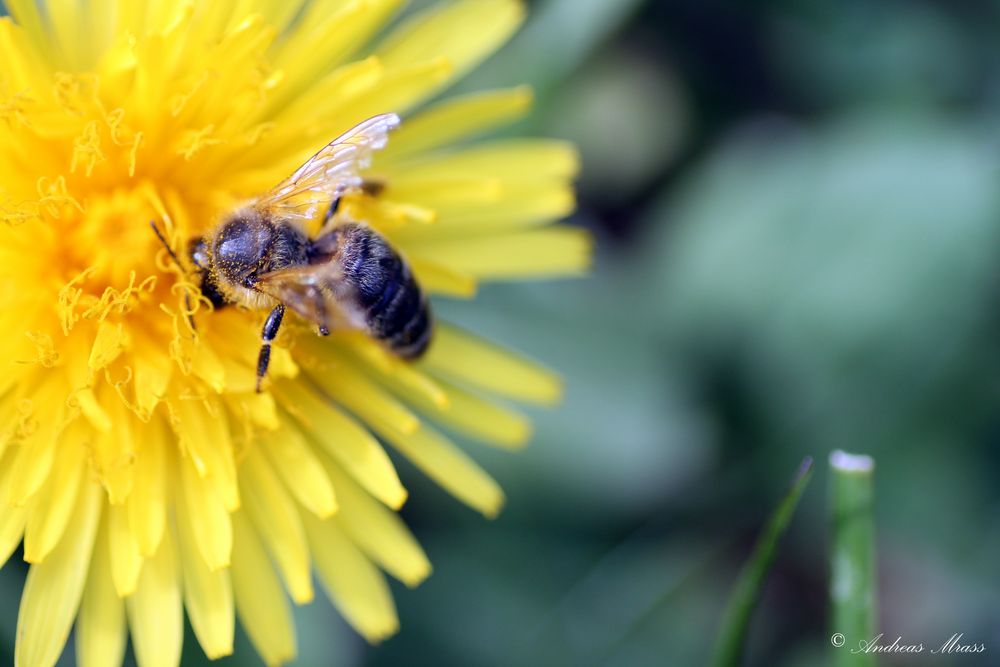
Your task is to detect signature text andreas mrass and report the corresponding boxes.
[830,632,986,655]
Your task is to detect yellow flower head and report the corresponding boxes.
[0,0,587,665]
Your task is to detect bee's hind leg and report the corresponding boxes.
[324,196,342,225]
[256,304,285,393]
[321,180,385,231]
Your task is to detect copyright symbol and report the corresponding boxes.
[831,633,845,647]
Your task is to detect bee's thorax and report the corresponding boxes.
[213,211,306,275]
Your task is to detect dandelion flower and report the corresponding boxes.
[0,0,588,665]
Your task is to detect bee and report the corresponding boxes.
[152,113,432,392]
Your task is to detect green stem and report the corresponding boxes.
[830,450,877,667]
[710,457,814,667]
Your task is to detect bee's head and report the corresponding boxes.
[213,214,274,288]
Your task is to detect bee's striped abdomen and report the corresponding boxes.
[337,223,432,359]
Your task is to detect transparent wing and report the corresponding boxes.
[255,262,366,333]
[253,113,400,222]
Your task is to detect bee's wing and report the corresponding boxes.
[254,262,366,333]
[253,113,400,222]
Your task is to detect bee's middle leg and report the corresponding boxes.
[256,304,285,393]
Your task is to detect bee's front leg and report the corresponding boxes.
[256,304,285,393]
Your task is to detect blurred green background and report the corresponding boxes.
[5,0,1000,665]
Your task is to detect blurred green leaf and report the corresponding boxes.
[649,113,1000,454]
[369,528,717,667]
[543,47,689,205]
[710,457,814,667]
[770,2,975,108]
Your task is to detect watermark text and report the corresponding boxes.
[830,632,986,656]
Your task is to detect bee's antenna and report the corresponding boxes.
[149,220,198,334]
[150,220,187,272]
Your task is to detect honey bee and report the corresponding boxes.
[153,113,432,392]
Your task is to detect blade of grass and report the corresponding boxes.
[829,450,877,667]
[709,457,814,667]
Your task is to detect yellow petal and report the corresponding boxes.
[306,364,420,437]
[22,439,86,562]
[240,447,314,604]
[76,514,127,667]
[0,394,24,459]
[179,452,232,570]
[15,481,102,667]
[384,159,578,234]
[378,422,504,518]
[342,195,438,231]
[385,140,580,185]
[405,226,592,279]
[265,57,453,164]
[76,387,111,432]
[322,459,430,588]
[92,399,137,504]
[237,0,309,34]
[328,339,531,449]
[7,438,56,507]
[336,338,449,410]
[374,0,524,83]
[127,526,183,667]
[190,339,226,392]
[408,257,477,298]
[393,375,532,450]
[303,511,399,642]
[258,424,338,519]
[385,175,506,210]
[7,382,70,506]
[176,488,235,659]
[380,86,533,159]
[126,419,168,556]
[132,335,173,418]
[82,0,116,67]
[47,0,89,66]
[275,380,406,509]
[422,323,563,405]
[404,183,577,234]
[0,449,27,568]
[213,345,260,396]
[340,57,454,123]
[169,396,239,511]
[3,1,52,68]
[248,53,455,179]
[241,56,382,174]
[224,390,280,431]
[88,320,126,371]
[232,510,297,666]
[107,502,143,597]
[114,1,146,43]
[268,0,404,113]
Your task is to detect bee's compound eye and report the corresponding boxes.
[189,237,210,270]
